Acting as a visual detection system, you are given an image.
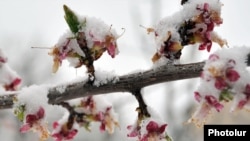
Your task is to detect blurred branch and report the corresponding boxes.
[181,0,188,5]
[0,94,17,109]
[0,61,205,108]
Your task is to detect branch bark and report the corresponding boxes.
[0,62,205,109]
[48,62,205,103]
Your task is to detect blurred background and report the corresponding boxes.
[0,0,250,140]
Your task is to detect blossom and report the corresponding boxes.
[191,46,250,126]
[51,96,119,141]
[127,118,172,141]
[4,77,22,91]
[19,107,50,141]
[76,96,119,133]
[188,102,213,127]
[49,5,121,73]
[127,106,172,141]
[51,121,78,141]
[95,107,119,133]
[0,48,22,91]
[147,0,226,64]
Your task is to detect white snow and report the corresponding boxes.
[195,46,250,111]
[79,16,118,49]
[16,84,49,114]
[93,69,119,87]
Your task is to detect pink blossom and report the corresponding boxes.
[107,43,117,58]
[214,77,227,90]
[19,107,49,140]
[52,121,78,141]
[237,100,247,110]
[127,125,140,137]
[205,95,224,112]
[4,77,21,91]
[208,54,219,61]
[146,121,167,134]
[0,56,7,63]
[194,92,202,102]
[94,107,118,134]
[188,102,212,127]
[226,69,240,82]
[127,119,170,141]
[244,84,250,97]
[20,107,45,132]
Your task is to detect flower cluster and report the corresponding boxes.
[51,113,78,141]
[49,5,121,73]
[14,104,50,140]
[13,85,53,140]
[146,0,226,64]
[189,46,250,127]
[0,48,21,91]
[51,96,119,141]
[127,107,172,141]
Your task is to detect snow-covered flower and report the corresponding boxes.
[145,0,226,64]
[49,5,121,73]
[19,107,50,141]
[52,96,119,141]
[0,48,21,91]
[127,107,172,141]
[51,114,78,141]
[14,85,51,140]
[72,96,119,133]
[189,46,250,127]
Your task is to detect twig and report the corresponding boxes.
[132,89,151,120]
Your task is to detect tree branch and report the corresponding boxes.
[49,62,205,104]
[0,61,205,108]
[0,94,17,109]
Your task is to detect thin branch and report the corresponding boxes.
[131,89,151,120]
[0,61,205,108]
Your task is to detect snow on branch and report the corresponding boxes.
[0,61,205,108]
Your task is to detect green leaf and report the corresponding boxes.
[14,105,26,122]
[63,5,80,34]
[165,134,173,141]
[219,89,234,102]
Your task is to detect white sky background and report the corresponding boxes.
[0,0,250,141]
